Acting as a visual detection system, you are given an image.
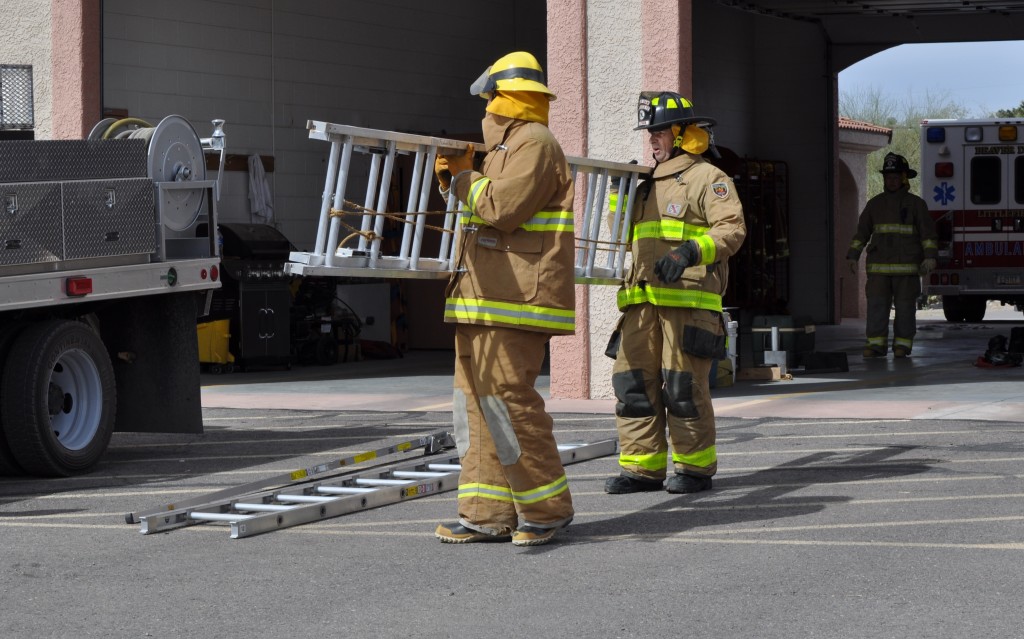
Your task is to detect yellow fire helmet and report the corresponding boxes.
[470,51,556,100]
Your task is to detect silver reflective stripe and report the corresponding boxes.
[452,388,470,457]
[480,395,522,465]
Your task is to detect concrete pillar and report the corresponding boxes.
[548,0,590,400]
[51,0,101,139]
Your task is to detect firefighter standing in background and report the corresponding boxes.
[605,92,746,495]
[847,152,937,358]
[432,52,576,546]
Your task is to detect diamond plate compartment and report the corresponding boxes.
[0,181,65,266]
[63,178,156,260]
[0,139,147,183]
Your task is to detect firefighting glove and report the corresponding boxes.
[443,143,475,186]
[434,155,451,191]
[847,259,858,275]
[920,258,936,275]
[653,240,700,283]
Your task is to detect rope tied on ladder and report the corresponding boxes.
[329,199,456,248]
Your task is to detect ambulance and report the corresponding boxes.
[920,118,1024,322]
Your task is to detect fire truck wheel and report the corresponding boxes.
[1,320,116,477]
[941,295,965,323]
[0,322,28,476]
[962,297,987,323]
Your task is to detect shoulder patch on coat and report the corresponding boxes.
[666,203,683,217]
[711,182,730,198]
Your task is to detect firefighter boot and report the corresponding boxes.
[893,346,911,358]
[863,347,885,359]
[604,473,664,494]
[665,472,713,494]
[511,518,573,547]
[435,522,512,544]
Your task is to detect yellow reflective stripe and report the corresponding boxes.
[694,235,716,264]
[619,451,668,471]
[617,285,723,312]
[850,239,864,250]
[633,219,709,243]
[457,482,513,502]
[512,475,569,505]
[672,445,717,469]
[866,263,919,275]
[873,224,915,235]
[466,177,491,212]
[521,210,574,232]
[458,210,572,233]
[445,297,575,331]
[652,95,692,109]
[866,336,886,347]
[893,337,913,348]
[922,239,937,249]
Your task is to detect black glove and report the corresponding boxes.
[653,240,700,283]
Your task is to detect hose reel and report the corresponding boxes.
[88,115,211,233]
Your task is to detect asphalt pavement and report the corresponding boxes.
[2,307,1024,638]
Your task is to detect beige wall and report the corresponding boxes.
[0,0,52,138]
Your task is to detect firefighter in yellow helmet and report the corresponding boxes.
[604,92,746,495]
[432,51,576,546]
[846,152,937,358]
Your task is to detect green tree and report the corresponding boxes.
[840,86,969,196]
[994,101,1024,117]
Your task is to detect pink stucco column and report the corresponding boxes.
[51,0,101,139]
[547,0,590,400]
[642,0,692,96]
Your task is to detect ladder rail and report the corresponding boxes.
[286,121,650,284]
[125,431,454,525]
[136,438,618,539]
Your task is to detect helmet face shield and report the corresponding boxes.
[470,66,494,99]
[469,52,556,99]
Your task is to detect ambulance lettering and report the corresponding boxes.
[963,242,1024,257]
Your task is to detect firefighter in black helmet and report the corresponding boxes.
[846,152,937,358]
[604,92,746,495]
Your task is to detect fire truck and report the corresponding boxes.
[920,118,1024,322]
[0,112,225,477]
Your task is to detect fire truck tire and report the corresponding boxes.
[0,322,28,476]
[962,297,987,323]
[941,295,966,323]
[0,320,116,477]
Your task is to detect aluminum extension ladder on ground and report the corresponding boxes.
[128,431,617,539]
[284,120,651,286]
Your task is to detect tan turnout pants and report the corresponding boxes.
[610,303,720,480]
[453,324,574,535]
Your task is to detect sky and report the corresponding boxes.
[839,40,1024,117]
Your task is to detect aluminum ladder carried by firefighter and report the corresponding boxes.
[128,431,617,539]
[284,121,650,285]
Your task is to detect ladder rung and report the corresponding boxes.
[426,463,462,471]
[276,495,337,503]
[392,471,451,479]
[317,486,377,494]
[190,512,256,522]
[355,478,415,486]
[233,503,296,512]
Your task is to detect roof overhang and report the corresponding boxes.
[715,1,1024,70]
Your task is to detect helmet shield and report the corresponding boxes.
[470,51,555,99]
[470,66,494,98]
